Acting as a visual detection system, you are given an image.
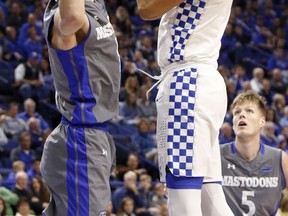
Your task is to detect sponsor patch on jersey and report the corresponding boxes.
[260,166,272,173]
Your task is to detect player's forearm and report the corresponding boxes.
[136,0,184,20]
[57,0,86,35]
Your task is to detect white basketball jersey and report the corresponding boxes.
[157,0,233,70]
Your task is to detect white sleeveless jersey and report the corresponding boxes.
[157,0,233,70]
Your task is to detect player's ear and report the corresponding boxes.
[260,116,266,127]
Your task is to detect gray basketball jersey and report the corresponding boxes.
[43,0,120,125]
[221,142,285,216]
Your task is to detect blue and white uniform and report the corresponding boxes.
[156,0,233,185]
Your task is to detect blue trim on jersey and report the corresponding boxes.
[259,143,265,154]
[72,44,98,124]
[61,117,109,132]
[66,127,77,216]
[231,142,265,155]
[57,45,97,125]
[166,171,203,189]
[75,128,89,216]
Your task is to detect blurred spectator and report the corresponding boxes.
[6,2,26,31]
[277,135,287,153]
[0,126,8,146]
[0,102,28,141]
[229,64,249,93]
[260,121,278,148]
[219,122,234,144]
[0,197,6,216]
[12,171,31,202]
[10,132,36,170]
[117,197,136,216]
[150,183,167,211]
[266,107,281,136]
[250,67,264,93]
[5,160,25,186]
[119,92,141,125]
[13,52,48,101]
[27,116,48,153]
[15,198,35,216]
[270,68,287,94]
[5,25,24,65]
[268,47,288,71]
[159,203,169,216]
[259,78,274,106]
[137,86,157,119]
[0,174,19,216]
[17,98,51,134]
[132,118,157,163]
[112,171,145,214]
[280,106,288,128]
[117,153,147,181]
[138,174,154,212]
[26,157,41,182]
[107,201,116,216]
[272,93,286,121]
[119,75,140,102]
[30,176,50,215]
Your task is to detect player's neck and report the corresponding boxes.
[235,136,261,161]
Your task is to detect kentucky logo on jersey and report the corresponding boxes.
[260,166,272,173]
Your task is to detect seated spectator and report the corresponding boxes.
[27,116,48,153]
[0,174,19,216]
[26,157,41,182]
[137,86,157,119]
[15,198,35,216]
[267,47,288,71]
[0,102,28,141]
[270,68,287,95]
[260,78,275,107]
[150,183,167,211]
[119,92,141,125]
[10,132,36,170]
[138,174,157,215]
[279,106,288,128]
[0,126,8,146]
[277,135,287,153]
[117,197,137,216]
[0,197,6,216]
[106,201,116,216]
[260,121,278,148]
[219,122,234,144]
[18,98,51,134]
[112,171,145,214]
[117,153,147,181]
[5,161,26,186]
[30,176,50,215]
[250,67,264,94]
[12,171,31,202]
[12,52,48,101]
[119,75,140,102]
[159,203,169,216]
[131,118,157,163]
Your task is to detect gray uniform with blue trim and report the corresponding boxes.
[40,0,120,215]
[221,142,285,216]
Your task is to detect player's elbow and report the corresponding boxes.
[59,13,85,36]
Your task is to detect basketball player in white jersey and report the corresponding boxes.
[221,91,288,216]
[136,0,234,215]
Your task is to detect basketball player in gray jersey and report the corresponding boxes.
[40,0,120,215]
[221,91,288,216]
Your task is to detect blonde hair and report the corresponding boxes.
[231,91,266,117]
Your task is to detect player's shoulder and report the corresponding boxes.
[220,142,233,154]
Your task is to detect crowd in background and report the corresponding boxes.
[0,0,287,215]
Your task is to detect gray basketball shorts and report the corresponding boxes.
[40,123,116,216]
[156,64,227,183]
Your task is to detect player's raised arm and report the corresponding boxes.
[136,0,184,20]
[54,0,88,36]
